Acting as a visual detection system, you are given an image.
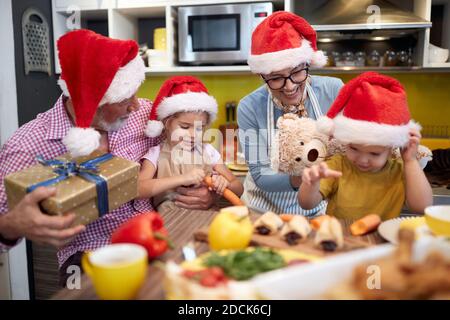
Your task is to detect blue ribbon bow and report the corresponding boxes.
[27,153,114,217]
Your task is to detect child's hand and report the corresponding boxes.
[210,174,230,195]
[181,168,206,186]
[401,129,421,164]
[302,162,342,186]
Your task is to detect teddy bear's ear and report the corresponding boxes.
[312,129,329,144]
[276,114,297,129]
[276,116,285,129]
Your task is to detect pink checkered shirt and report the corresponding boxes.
[0,96,160,266]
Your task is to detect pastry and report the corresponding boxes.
[254,211,284,235]
[280,215,312,245]
[314,216,344,251]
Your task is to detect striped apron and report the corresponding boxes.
[241,81,327,216]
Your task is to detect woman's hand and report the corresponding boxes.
[401,129,421,164]
[210,174,230,195]
[181,168,206,186]
[302,162,342,186]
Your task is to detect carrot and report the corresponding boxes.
[310,215,330,230]
[280,214,294,223]
[350,214,382,236]
[204,176,244,206]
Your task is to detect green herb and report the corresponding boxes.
[203,247,286,281]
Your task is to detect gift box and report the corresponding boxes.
[4,151,140,226]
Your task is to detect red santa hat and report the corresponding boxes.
[145,76,218,137]
[57,29,145,157]
[317,72,420,148]
[247,11,327,74]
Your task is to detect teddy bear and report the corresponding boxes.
[271,114,344,176]
[271,114,433,176]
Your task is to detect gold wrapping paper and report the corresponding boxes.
[4,151,139,226]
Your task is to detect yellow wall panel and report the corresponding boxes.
[137,72,450,138]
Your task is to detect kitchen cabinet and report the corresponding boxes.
[51,0,286,74]
[51,0,449,74]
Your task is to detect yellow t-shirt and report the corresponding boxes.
[319,154,405,220]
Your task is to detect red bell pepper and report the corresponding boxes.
[111,212,173,259]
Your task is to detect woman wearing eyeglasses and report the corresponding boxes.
[237,11,344,216]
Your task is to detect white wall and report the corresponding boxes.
[0,0,30,300]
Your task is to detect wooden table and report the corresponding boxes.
[52,207,385,300]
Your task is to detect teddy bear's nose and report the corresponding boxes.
[308,149,319,162]
[295,157,302,162]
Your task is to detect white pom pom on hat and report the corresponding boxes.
[62,127,101,158]
[145,120,165,138]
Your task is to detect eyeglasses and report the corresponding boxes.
[261,68,309,90]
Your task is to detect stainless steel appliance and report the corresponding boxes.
[308,0,432,31]
[178,2,272,65]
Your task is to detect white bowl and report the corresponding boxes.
[251,239,450,299]
[429,43,449,63]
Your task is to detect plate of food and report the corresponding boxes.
[251,230,450,299]
[226,163,249,172]
[163,246,320,300]
[195,209,372,256]
[377,216,433,244]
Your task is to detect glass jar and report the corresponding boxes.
[385,50,398,66]
[397,50,408,66]
[332,51,342,67]
[355,51,366,67]
[342,51,355,66]
[367,50,380,67]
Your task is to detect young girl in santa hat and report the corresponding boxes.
[298,72,432,220]
[137,76,243,210]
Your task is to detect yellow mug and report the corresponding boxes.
[424,205,450,237]
[153,27,166,50]
[82,243,148,300]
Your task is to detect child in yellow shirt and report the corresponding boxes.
[298,72,432,220]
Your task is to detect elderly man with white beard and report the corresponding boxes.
[0,29,160,287]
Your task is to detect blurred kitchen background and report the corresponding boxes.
[1,0,449,300]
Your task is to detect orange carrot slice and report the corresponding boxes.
[310,215,330,230]
[204,176,244,206]
[280,214,294,223]
[350,214,382,236]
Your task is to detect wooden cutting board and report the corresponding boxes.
[194,219,372,257]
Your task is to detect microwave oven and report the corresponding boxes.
[178,2,273,65]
